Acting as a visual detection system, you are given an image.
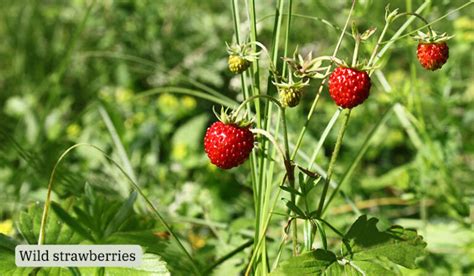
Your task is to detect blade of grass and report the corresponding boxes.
[203,239,253,274]
[134,86,238,108]
[98,105,137,195]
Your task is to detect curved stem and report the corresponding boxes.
[37,143,201,275]
[395,12,434,37]
[234,94,283,117]
[250,128,286,161]
[134,86,238,108]
[204,240,253,274]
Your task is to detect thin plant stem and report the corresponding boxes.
[233,0,260,251]
[307,108,342,173]
[371,1,431,66]
[280,0,298,256]
[367,19,390,67]
[135,86,237,108]
[394,12,434,37]
[316,109,351,217]
[322,105,393,215]
[248,0,261,127]
[352,35,360,67]
[245,2,266,272]
[250,128,286,161]
[281,0,293,77]
[203,240,254,274]
[245,177,285,276]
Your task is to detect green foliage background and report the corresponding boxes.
[0,0,472,275]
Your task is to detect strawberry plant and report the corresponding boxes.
[0,1,472,276]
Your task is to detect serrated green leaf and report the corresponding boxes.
[51,202,95,242]
[105,231,193,275]
[76,254,171,276]
[0,233,18,251]
[0,250,35,276]
[271,249,337,275]
[323,259,397,276]
[104,191,138,236]
[18,202,82,245]
[344,215,427,269]
[0,235,34,276]
[36,267,76,276]
[349,260,397,276]
[103,253,170,275]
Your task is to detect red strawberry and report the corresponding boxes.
[417,42,449,71]
[413,31,452,71]
[328,67,371,109]
[204,121,254,169]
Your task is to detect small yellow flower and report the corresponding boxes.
[172,143,188,160]
[115,87,133,104]
[133,112,146,125]
[99,89,111,101]
[66,124,81,139]
[157,93,179,110]
[0,219,14,236]
[188,232,206,249]
[181,96,197,110]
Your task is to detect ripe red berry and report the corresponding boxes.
[417,42,449,71]
[204,121,254,169]
[328,67,371,109]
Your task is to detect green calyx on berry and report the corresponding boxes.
[212,106,253,128]
[226,42,260,74]
[333,58,378,73]
[273,77,309,108]
[412,30,453,43]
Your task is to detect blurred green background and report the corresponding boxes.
[0,0,473,275]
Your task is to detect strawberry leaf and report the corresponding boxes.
[18,202,82,245]
[270,215,427,275]
[344,215,427,269]
[270,249,337,275]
